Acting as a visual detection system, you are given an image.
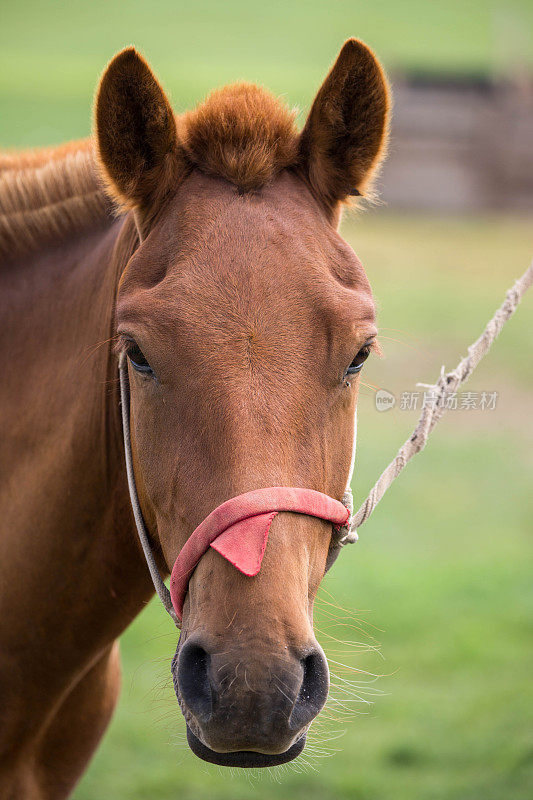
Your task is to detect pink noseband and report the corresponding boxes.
[169,487,350,621]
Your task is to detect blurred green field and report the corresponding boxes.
[2,2,532,799]
[1,0,533,148]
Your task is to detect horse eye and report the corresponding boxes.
[346,345,371,376]
[126,341,153,375]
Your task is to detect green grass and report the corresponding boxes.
[1,0,533,147]
[73,212,533,800]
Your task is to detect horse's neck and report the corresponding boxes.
[0,216,154,686]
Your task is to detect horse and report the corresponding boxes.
[0,39,389,797]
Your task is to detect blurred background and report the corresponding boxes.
[2,1,532,798]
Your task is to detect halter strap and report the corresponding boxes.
[118,354,352,628]
[119,353,179,625]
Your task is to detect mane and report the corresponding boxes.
[0,140,113,260]
[177,83,300,192]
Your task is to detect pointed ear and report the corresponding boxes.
[299,39,390,209]
[94,48,181,222]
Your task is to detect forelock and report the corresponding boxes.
[177,83,300,192]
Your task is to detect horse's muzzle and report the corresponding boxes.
[172,634,329,766]
[169,487,341,765]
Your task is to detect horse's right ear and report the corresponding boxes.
[94,48,181,224]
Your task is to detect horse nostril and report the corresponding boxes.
[289,649,329,731]
[176,639,213,723]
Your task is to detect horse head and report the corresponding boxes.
[95,40,389,767]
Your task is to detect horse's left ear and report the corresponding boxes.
[94,47,181,227]
[299,39,391,209]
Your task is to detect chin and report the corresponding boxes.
[186,726,307,768]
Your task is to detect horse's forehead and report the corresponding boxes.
[160,174,308,263]
[119,170,374,327]
[155,171,371,291]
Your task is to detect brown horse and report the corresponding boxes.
[0,39,389,797]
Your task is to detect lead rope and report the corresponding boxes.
[118,352,180,627]
[338,259,533,545]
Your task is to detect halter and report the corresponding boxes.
[118,352,354,628]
